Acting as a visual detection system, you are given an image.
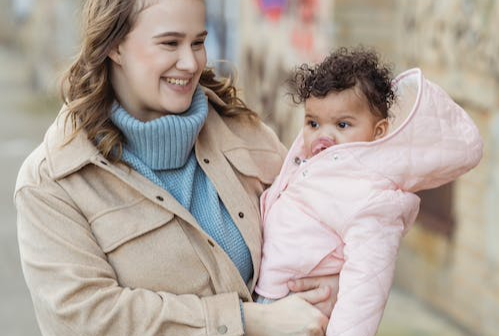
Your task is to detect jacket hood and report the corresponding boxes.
[292,68,483,192]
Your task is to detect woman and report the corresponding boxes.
[15,0,337,335]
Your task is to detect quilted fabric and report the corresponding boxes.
[255,68,483,336]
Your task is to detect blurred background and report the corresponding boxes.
[0,0,497,335]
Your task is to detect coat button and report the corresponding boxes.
[294,157,301,165]
[156,196,164,202]
[203,158,210,164]
[100,160,108,166]
[238,212,244,218]
[333,154,339,160]
[217,325,228,334]
[207,239,215,247]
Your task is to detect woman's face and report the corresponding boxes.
[109,0,207,121]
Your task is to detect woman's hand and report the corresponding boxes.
[288,274,340,317]
[244,287,330,336]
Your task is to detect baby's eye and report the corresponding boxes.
[338,121,350,129]
[308,120,319,128]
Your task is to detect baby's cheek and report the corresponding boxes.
[302,139,313,158]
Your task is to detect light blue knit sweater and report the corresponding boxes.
[110,87,253,283]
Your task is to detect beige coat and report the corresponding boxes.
[14,94,286,336]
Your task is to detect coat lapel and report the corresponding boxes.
[195,108,263,291]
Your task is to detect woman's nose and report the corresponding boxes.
[177,47,198,73]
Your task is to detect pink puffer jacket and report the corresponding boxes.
[255,68,483,336]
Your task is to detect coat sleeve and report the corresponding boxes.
[326,190,420,336]
[15,183,244,336]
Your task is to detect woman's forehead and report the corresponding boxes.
[129,0,206,36]
[135,0,158,14]
[135,0,205,19]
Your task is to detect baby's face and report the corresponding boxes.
[303,88,388,158]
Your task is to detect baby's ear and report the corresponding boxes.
[374,118,389,140]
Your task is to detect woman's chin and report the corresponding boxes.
[160,101,192,115]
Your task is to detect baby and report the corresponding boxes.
[255,47,483,336]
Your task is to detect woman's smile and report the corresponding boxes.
[162,76,194,93]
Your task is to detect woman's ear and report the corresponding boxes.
[374,118,389,140]
[108,44,122,65]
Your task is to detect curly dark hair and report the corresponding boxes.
[287,47,395,118]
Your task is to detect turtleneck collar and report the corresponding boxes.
[110,86,208,170]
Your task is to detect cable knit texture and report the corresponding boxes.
[110,86,253,283]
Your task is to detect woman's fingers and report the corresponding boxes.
[294,287,330,334]
[288,277,319,292]
[288,274,339,293]
[288,274,339,317]
[243,294,329,336]
[294,285,331,306]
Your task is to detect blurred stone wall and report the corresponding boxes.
[239,1,498,335]
[0,0,15,42]
[239,0,334,146]
[14,0,80,93]
[394,1,499,335]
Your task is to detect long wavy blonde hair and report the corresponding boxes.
[61,0,257,162]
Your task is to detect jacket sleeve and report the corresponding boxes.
[15,183,244,336]
[326,190,420,336]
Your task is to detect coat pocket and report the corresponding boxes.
[89,197,212,294]
[90,197,174,253]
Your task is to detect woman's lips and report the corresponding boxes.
[161,76,194,93]
[311,137,335,155]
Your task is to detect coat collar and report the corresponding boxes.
[44,107,100,180]
[45,89,253,180]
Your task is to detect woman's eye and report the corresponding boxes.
[192,39,205,47]
[338,121,350,129]
[162,41,178,47]
[192,40,205,50]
